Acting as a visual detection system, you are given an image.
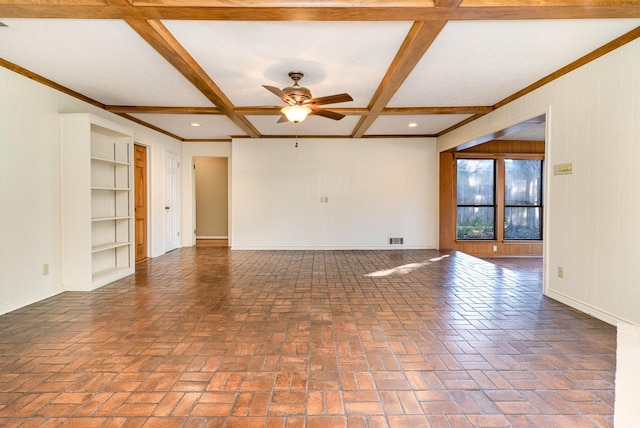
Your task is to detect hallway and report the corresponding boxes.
[0,249,615,427]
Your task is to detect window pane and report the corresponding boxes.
[504,207,541,240]
[457,207,495,240]
[457,159,494,205]
[505,159,542,206]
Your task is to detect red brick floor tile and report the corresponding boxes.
[0,250,616,427]
[388,415,430,427]
[307,416,347,428]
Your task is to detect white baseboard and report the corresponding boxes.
[0,286,65,316]
[545,289,634,326]
[229,245,436,251]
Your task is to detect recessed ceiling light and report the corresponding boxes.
[408,122,418,128]
[190,122,201,127]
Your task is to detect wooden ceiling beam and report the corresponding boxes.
[438,25,640,136]
[2,0,632,5]
[116,112,185,140]
[106,106,224,114]
[125,18,261,138]
[494,25,640,109]
[352,20,447,138]
[382,106,493,114]
[1,5,639,20]
[0,58,105,110]
[433,0,463,7]
[105,105,493,115]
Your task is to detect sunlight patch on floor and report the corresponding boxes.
[364,254,449,277]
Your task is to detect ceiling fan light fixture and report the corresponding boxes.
[281,104,311,123]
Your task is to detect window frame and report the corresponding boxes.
[454,153,544,243]
[455,158,497,241]
[503,158,544,241]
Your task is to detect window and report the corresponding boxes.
[456,159,495,240]
[504,159,543,240]
[455,156,543,242]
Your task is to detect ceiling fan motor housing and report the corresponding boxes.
[283,86,312,103]
[284,72,311,103]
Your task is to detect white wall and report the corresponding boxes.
[230,138,437,249]
[438,38,640,326]
[0,67,181,315]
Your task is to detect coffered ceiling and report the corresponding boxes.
[1,1,639,142]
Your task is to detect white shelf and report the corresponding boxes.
[62,113,134,291]
[92,242,131,253]
[91,156,130,166]
[91,216,131,222]
[91,187,131,191]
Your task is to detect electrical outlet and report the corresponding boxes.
[42,264,49,276]
[557,266,564,278]
[492,245,497,252]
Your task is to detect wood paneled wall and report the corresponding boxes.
[459,140,545,154]
[439,140,544,258]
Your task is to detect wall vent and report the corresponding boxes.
[389,237,404,245]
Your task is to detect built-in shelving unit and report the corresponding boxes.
[62,113,135,290]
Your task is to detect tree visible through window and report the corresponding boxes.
[504,159,543,240]
[456,157,543,241]
[456,159,495,240]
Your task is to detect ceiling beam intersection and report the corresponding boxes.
[125,18,261,138]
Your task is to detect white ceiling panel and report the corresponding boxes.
[248,115,360,136]
[0,19,213,107]
[163,20,413,108]
[390,19,640,107]
[365,114,473,136]
[1,8,636,142]
[129,114,245,139]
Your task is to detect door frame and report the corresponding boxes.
[193,156,230,243]
[180,142,232,248]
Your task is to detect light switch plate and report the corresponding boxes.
[554,163,573,175]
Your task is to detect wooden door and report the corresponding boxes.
[134,144,147,262]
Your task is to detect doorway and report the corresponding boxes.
[134,144,147,262]
[194,157,228,247]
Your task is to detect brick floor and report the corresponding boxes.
[0,249,616,426]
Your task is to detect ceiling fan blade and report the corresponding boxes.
[310,108,345,121]
[306,93,353,106]
[263,85,293,104]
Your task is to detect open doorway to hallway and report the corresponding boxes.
[194,157,229,248]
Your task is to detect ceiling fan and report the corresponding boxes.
[263,71,353,124]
